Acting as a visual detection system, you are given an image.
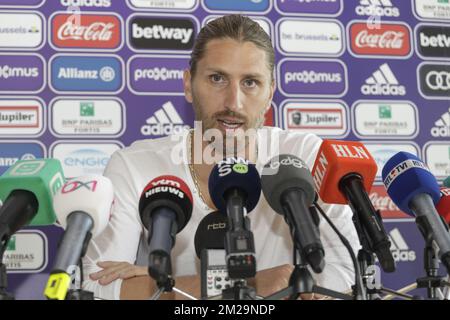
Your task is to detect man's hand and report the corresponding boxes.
[89,261,148,286]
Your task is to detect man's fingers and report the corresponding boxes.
[90,262,128,280]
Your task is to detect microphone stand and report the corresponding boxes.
[0,237,14,300]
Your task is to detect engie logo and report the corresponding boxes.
[0,54,45,94]
[355,0,400,17]
[128,15,197,52]
[281,100,349,138]
[50,54,124,94]
[361,63,406,96]
[0,141,45,175]
[349,21,412,58]
[202,0,271,13]
[0,98,45,137]
[0,11,44,49]
[128,55,188,95]
[417,25,450,60]
[389,228,416,263]
[50,12,123,51]
[141,101,190,137]
[431,107,450,138]
[278,59,347,97]
[50,142,122,178]
[418,63,450,99]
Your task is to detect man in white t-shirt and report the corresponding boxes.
[82,14,360,300]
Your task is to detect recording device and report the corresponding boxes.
[382,152,450,273]
[44,175,114,300]
[312,140,395,273]
[261,154,324,273]
[208,158,261,279]
[139,175,192,287]
[194,211,235,299]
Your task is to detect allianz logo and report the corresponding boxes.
[64,148,109,168]
[389,228,416,262]
[141,101,190,136]
[284,71,342,85]
[0,153,36,167]
[0,66,39,79]
[134,67,183,81]
[431,107,450,138]
[57,66,115,82]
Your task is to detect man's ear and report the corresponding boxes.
[183,69,193,103]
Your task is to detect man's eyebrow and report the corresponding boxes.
[204,68,266,79]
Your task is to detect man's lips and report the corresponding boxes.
[217,118,245,130]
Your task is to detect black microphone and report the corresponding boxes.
[208,157,261,279]
[139,175,193,286]
[261,154,325,273]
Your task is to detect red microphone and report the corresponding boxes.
[311,140,395,272]
[437,187,450,225]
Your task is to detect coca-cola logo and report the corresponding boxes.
[369,185,409,219]
[51,13,122,50]
[349,22,411,57]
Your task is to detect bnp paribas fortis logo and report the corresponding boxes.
[80,102,95,117]
[6,236,16,251]
[378,105,392,119]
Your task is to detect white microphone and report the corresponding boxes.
[44,175,114,300]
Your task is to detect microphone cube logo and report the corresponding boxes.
[50,172,65,197]
[9,160,45,176]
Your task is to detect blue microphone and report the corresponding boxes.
[382,152,450,273]
[208,157,261,279]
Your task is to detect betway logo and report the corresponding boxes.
[132,23,193,44]
[431,107,450,138]
[141,101,190,136]
[355,0,400,17]
[0,66,39,79]
[284,71,342,84]
[361,63,406,96]
[420,32,450,48]
[389,228,416,262]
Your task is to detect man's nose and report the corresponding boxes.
[224,82,244,112]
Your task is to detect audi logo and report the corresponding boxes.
[425,71,450,91]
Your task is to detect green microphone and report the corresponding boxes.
[444,176,450,188]
[0,159,65,246]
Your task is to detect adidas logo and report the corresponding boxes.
[355,0,400,17]
[389,228,416,262]
[431,107,450,138]
[361,63,406,96]
[141,101,190,136]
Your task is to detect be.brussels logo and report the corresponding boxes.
[0,141,45,175]
[418,63,450,99]
[127,14,198,52]
[277,58,348,97]
[141,101,190,137]
[0,0,44,8]
[431,107,450,138]
[0,97,45,137]
[280,100,349,138]
[414,0,450,21]
[202,0,271,13]
[0,54,45,94]
[363,142,420,180]
[50,54,124,94]
[423,142,450,179]
[50,141,122,178]
[361,63,406,96]
[416,24,450,60]
[128,55,189,95]
[348,21,412,58]
[352,101,419,139]
[355,0,400,17]
[277,18,344,57]
[0,11,45,50]
[59,0,112,8]
[369,185,409,219]
[127,0,198,12]
[50,97,125,138]
[50,12,123,51]
[275,0,343,16]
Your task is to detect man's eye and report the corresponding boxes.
[243,79,257,88]
[210,74,224,83]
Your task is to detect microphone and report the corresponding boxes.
[382,152,450,273]
[139,175,192,286]
[44,175,113,300]
[208,157,261,279]
[0,159,65,250]
[261,154,325,273]
[194,211,233,298]
[312,140,395,273]
[437,188,450,226]
[444,176,450,188]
